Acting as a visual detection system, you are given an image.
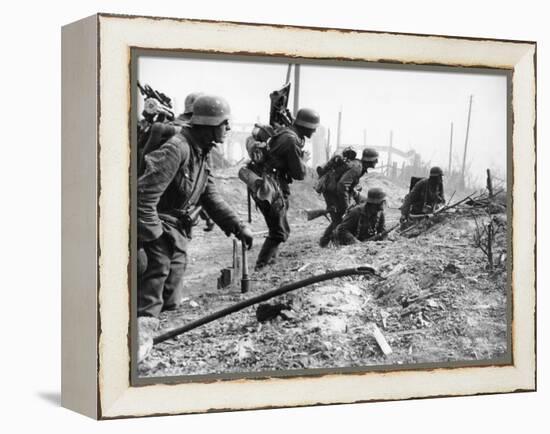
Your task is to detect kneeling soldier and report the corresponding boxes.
[333,187,387,245]
[400,166,445,222]
[319,147,379,247]
[137,94,253,359]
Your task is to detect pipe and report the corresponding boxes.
[153,265,376,345]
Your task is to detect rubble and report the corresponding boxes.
[139,173,508,377]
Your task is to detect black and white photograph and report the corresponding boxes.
[133,53,510,380]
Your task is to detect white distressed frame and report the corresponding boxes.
[63,13,536,419]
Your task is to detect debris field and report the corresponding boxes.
[138,173,508,378]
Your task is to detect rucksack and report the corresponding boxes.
[245,123,281,165]
[314,154,352,194]
[138,120,184,176]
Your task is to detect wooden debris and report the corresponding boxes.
[297,262,311,272]
[367,322,393,355]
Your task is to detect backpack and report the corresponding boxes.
[138,121,183,176]
[314,154,352,194]
[245,123,280,165]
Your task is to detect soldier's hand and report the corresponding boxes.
[238,225,254,250]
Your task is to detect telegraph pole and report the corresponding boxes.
[293,64,300,116]
[461,95,473,188]
[336,108,342,149]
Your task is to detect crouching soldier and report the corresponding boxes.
[319,147,379,247]
[400,166,445,222]
[254,108,320,269]
[137,94,253,359]
[333,187,387,245]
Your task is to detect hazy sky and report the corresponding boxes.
[138,55,507,184]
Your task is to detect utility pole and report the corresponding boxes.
[386,130,393,177]
[461,95,473,188]
[326,128,331,161]
[336,108,342,149]
[448,122,454,174]
[285,64,292,84]
[293,64,300,116]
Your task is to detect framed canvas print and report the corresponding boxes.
[61,13,536,419]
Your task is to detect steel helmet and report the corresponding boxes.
[366,187,386,204]
[361,148,379,162]
[190,95,231,126]
[183,91,204,115]
[294,108,320,129]
[429,166,444,177]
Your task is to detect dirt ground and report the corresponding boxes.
[138,173,509,378]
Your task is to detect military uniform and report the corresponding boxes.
[319,159,365,243]
[401,177,445,218]
[138,128,244,318]
[253,126,306,263]
[333,203,386,245]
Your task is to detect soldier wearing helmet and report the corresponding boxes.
[333,187,388,245]
[253,107,320,269]
[400,166,446,222]
[318,147,379,247]
[137,94,253,359]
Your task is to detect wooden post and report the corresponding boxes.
[487,222,494,271]
[486,169,494,198]
[448,122,454,174]
[285,63,292,84]
[461,95,473,188]
[293,64,300,116]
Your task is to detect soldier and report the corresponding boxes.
[254,108,320,269]
[177,91,204,124]
[400,166,445,222]
[319,147,379,247]
[333,187,387,245]
[137,94,253,358]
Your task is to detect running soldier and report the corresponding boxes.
[137,94,253,358]
[333,187,387,245]
[253,108,320,269]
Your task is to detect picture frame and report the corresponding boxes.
[61,13,536,419]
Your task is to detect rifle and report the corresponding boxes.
[366,223,400,242]
[400,192,477,235]
[306,208,331,221]
[137,81,175,122]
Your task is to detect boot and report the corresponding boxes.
[319,226,333,248]
[319,222,335,248]
[255,238,280,270]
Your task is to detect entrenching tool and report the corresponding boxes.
[153,265,376,346]
[241,239,250,294]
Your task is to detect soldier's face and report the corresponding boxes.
[213,120,231,144]
[303,127,316,139]
[364,159,377,169]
